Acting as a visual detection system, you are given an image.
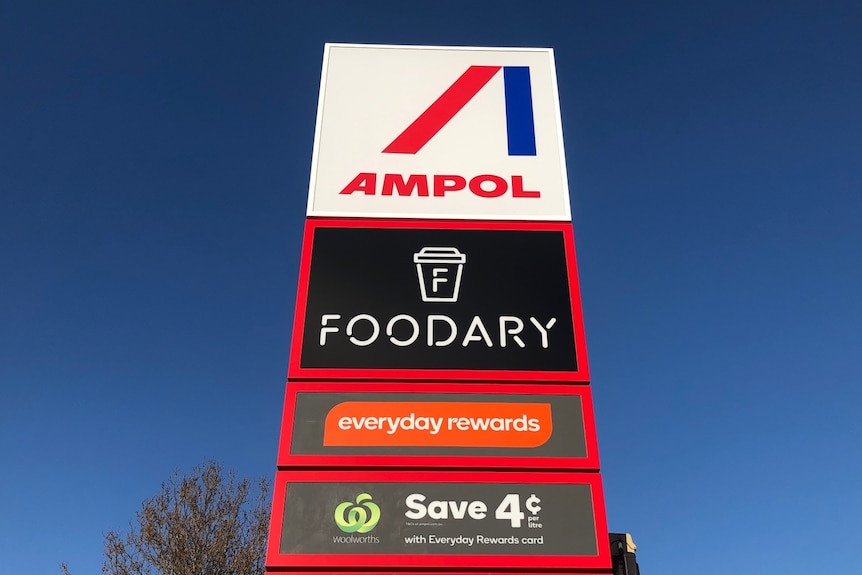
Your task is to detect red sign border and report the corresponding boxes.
[287,218,590,383]
[266,470,611,570]
[276,381,600,470]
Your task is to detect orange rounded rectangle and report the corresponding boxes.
[323,402,553,448]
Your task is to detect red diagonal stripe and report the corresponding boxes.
[383,65,502,154]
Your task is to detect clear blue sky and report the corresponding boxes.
[2,1,860,573]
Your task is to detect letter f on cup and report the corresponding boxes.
[414,247,466,303]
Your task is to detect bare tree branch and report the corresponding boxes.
[69,461,272,575]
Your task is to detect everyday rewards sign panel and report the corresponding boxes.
[277,382,600,469]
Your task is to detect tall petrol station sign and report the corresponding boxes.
[267,44,612,574]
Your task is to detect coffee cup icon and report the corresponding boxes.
[413,247,466,303]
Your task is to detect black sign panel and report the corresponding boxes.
[266,471,610,570]
[288,220,589,381]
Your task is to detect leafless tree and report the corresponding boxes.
[62,461,270,575]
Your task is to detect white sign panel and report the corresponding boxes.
[306,44,572,221]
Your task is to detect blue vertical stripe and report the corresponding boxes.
[503,66,537,156]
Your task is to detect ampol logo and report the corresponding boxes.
[307,44,572,221]
[383,65,536,156]
[339,66,540,200]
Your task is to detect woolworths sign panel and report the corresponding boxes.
[306,44,571,221]
[266,471,611,570]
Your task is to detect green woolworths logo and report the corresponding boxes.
[334,493,381,533]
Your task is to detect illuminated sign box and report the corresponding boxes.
[307,44,571,221]
[265,470,611,571]
[277,382,600,470]
[288,218,589,382]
